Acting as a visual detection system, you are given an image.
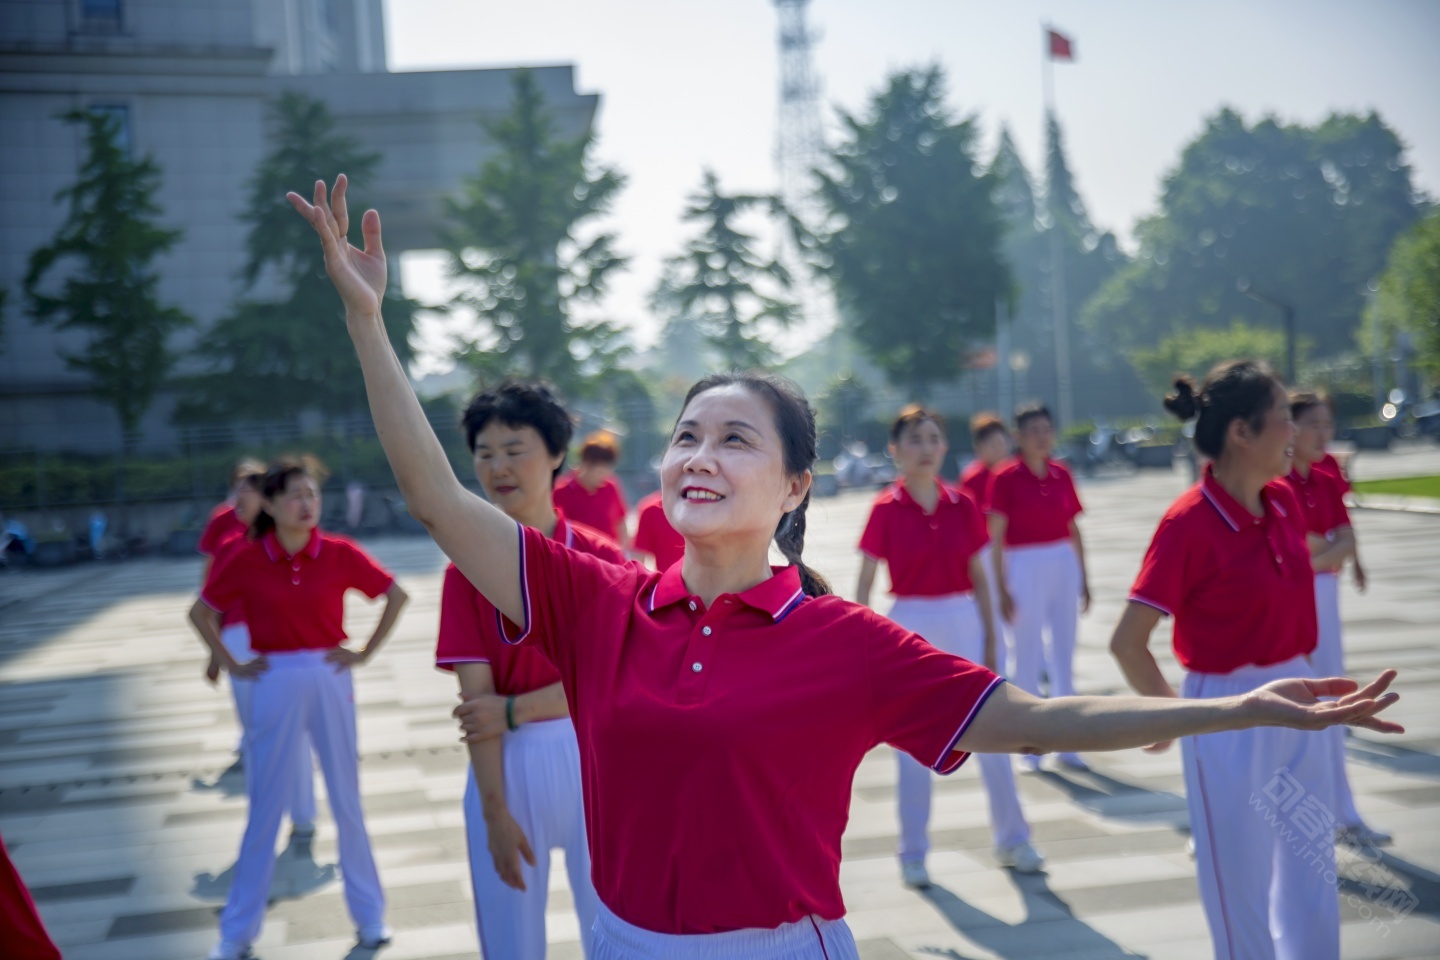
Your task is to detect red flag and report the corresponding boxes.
[1048,29,1074,61]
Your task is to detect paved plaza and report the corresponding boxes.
[2,449,1438,959]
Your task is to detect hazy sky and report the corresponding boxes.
[383,0,1440,371]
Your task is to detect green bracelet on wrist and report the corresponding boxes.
[505,695,518,732]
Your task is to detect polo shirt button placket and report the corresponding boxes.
[292,560,302,586]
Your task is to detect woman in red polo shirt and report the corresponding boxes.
[553,431,630,545]
[1112,362,1350,960]
[190,468,318,844]
[292,177,1400,959]
[436,380,621,959]
[1283,390,1390,848]
[957,412,1008,511]
[987,402,1091,771]
[858,406,1042,888]
[189,457,409,960]
[632,488,684,571]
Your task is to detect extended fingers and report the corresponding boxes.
[332,173,350,237]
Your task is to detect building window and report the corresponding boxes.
[78,0,123,33]
[90,105,131,157]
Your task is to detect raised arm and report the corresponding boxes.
[287,176,522,622]
[958,669,1402,756]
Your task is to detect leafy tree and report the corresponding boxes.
[986,123,1139,416]
[1083,109,1425,359]
[1129,320,1299,395]
[23,109,192,444]
[813,66,1009,392]
[1366,210,1440,376]
[178,93,417,423]
[652,170,796,369]
[443,69,627,394]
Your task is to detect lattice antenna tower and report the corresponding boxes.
[773,0,825,224]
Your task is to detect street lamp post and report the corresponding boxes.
[1237,278,1296,384]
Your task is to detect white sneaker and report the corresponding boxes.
[996,840,1045,873]
[1337,824,1393,848]
[207,941,253,960]
[1186,836,1196,859]
[357,924,393,949]
[900,860,931,889]
[1056,752,1089,771]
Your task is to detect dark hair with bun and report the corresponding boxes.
[677,371,832,598]
[1164,360,1283,459]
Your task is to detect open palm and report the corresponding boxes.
[1248,669,1403,734]
[286,174,386,317]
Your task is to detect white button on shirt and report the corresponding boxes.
[692,662,703,672]
[702,626,712,636]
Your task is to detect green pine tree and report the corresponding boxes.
[178,92,418,423]
[23,109,192,444]
[442,69,628,394]
[814,66,1010,392]
[652,170,796,370]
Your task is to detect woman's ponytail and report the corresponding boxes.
[774,493,832,598]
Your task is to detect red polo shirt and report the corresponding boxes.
[203,530,252,628]
[1129,467,1316,674]
[198,502,247,557]
[958,460,994,511]
[496,524,1003,934]
[1282,464,1351,538]
[988,458,1083,546]
[553,472,628,543]
[435,513,626,696]
[859,479,989,596]
[632,491,684,571]
[1315,452,1351,495]
[202,529,394,653]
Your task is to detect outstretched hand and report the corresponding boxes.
[285,174,386,317]
[1246,669,1403,734]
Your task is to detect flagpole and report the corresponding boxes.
[1042,22,1075,431]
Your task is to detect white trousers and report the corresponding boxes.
[218,651,385,946]
[1313,573,1364,827]
[1004,540,1081,699]
[464,717,597,959]
[887,595,1030,858]
[591,902,858,960]
[223,624,317,826]
[1182,656,1338,960]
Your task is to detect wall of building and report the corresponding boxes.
[0,0,597,453]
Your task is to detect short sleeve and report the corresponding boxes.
[198,510,229,557]
[497,523,641,662]
[961,496,990,556]
[987,470,1012,518]
[201,549,244,613]
[863,611,1004,774]
[857,501,890,561]
[1062,468,1084,520]
[341,541,395,599]
[1129,516,1189,617]
[436,564,489,669]
[632,505,656,554]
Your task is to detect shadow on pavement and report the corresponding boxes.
[1033,768,1189,829]
[917,875,1145,959]
[191,834,338,903]
[1344,736,1440,779]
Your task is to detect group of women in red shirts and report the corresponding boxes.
[260,174,1402,960]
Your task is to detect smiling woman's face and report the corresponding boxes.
[661,384,807,546]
